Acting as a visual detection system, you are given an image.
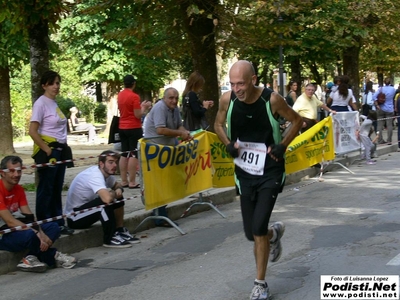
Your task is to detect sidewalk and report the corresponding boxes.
[0,134,398,275]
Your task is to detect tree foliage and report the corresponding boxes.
[3,0,400,151]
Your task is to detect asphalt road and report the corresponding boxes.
[1,151,400,300]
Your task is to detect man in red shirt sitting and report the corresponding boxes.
[0,155,76,272]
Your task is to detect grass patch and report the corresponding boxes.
[22,183,69,191]
[21,183,36,191]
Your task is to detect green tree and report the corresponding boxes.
[0,19,29,154]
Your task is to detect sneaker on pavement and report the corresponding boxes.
[116,227,141,244]
[103,233,132,248]
[17,255,47,273]
[269,221,285,263]
[366,160,376,165]
[60,225,75,235]
[55,251,77,269]
[250,281,271,300]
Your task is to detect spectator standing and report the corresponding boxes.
[327,75,358,112]
[0,156,76,272]
[117,75,151,189]
[28,70,74,235]
[373,77,396,144]
[182,71,214,131]
[362,81,375,116]
[285,80,298,107]
[293,83,336,133]
[143,88,192,227]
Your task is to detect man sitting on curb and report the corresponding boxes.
[64,150,139,248]
[0,155,76,272]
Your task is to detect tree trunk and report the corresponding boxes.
[29,19,50,103]
[377,67,384,87]
[0,64,16,155]
[309,61,322,85]
[180,0,219,132]
[343,43,361,106]
[290,58,301,96]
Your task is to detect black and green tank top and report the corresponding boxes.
[226,88,285,179]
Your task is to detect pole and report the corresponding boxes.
[278,14,284,96]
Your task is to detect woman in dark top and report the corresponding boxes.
[285,80,298,107]
[182,71,214,131]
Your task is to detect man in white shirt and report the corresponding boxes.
[65,150,139,248]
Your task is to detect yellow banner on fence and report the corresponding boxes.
[139,131,213,210]
[208,132,236,188]
[140,119,335,209]
[285,116,335,174]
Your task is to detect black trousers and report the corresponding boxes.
[67,198,124,244]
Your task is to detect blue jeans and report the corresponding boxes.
[0,223,60,267]
[36,149,66,226]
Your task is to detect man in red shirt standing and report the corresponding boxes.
[0,155,76,272]
[117,75,151,189]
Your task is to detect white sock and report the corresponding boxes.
[255,279,265,285]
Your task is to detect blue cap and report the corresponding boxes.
[326,82,334,89]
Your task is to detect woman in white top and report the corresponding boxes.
[327,82,358,112]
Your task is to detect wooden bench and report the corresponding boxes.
[67,118,101,136]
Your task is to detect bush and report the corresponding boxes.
[10,90,31,139]
[94,102,107,123]
[56,96,76,119]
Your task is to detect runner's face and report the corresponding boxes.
[100,156,118,176]
[1,162,22,186]
[229,69,256,101]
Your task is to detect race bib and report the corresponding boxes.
[234,140,267,175]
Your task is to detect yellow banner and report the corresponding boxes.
[285,116,335,174]
[139,119,335,209]
[139,131,213,210]
[208,132,236,188]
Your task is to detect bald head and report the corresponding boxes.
[229,60,257,101]
[230,60,255,78]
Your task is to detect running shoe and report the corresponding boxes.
[269,221,285,263]
[55,251,77,269]
[60,225,75,235]
[116,227,141,244]
[17,255,47,273]
[250,281,271,300]
[103,233,132,248]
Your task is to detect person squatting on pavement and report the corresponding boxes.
[64,150,140,248]
[214,60,302,300]
[357,111,379,165]
[0,156,76,273]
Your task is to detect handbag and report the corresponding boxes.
[362,92,372,116]
[108,115,120,144]
[182,96,208,131]
[377,88,386,105]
